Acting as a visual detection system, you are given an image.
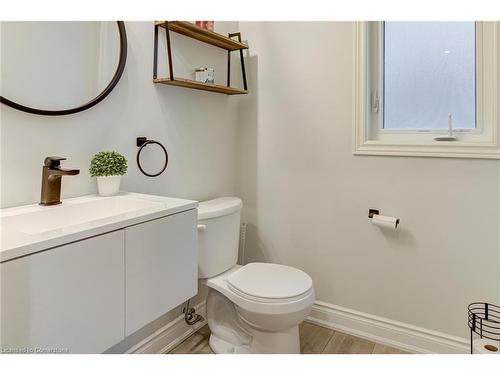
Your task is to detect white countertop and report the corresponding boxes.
[0,192,198,262]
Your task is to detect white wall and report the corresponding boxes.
[0,21,241,351]
[237,21,500,339]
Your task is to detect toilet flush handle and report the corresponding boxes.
[197,224,207,232]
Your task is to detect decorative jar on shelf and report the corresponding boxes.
[195,21,214,31]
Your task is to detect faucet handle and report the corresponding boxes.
[44,156,67,168]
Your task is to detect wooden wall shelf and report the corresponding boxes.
[154,77,247,95]
[155,21,248,51]
[153,21,248,96]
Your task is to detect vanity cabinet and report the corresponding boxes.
[125,209,198,335]
[0,205,198,353]
[0,231,125,354]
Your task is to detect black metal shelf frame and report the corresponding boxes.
[153,21,247,92]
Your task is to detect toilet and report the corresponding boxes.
[197,197,315,354]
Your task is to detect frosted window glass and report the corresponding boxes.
[383,22,476,130]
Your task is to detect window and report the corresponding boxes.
[384,22,476,131]
[354,22,500,159]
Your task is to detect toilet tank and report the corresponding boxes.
[197,197,242,279]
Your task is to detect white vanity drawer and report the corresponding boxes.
[0,230,125,353]
[124,209,198,335]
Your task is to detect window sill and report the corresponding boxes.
[354,141,500,159]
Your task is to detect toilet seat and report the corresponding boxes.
[203,264,315,316]
[227,284,313,304]
[227,263,313,303]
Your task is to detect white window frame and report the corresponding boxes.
[354,21,500,159]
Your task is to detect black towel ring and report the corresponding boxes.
[136,137,168,177]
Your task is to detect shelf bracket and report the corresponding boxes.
[228,32,248,91]
[165,21,174,81]
[153,23,158,79]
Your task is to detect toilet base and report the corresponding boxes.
[206,288,302,354]
[209,325,300,354]
[209,333,251,354]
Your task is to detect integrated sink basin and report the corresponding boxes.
[3,195,162,235]
[0,192,198,262]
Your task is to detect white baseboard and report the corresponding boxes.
[126,299,469,354]
[306,300,469,354]
[126,301,207,354]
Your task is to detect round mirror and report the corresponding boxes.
[0,21,127,116]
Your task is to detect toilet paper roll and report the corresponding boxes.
[473,338,500,354]
[371,214,399,230]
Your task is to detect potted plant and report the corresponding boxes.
[89,151,128,196]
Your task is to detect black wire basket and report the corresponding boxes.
[468,302,500,354]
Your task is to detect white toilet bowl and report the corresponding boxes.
[201,263,315,353]
[197,197,315,353]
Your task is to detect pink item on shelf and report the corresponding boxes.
[195,21,214,31]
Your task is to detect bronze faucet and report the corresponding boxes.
[40,157,80,206]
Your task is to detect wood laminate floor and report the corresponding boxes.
[168,322,410,354]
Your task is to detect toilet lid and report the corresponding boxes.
[227,263,313,300]
[198,197,242,220]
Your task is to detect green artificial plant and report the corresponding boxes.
[89,151,128,177]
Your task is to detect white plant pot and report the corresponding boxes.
[96,176,121,196]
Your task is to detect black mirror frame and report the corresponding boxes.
[0,21,127,116]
